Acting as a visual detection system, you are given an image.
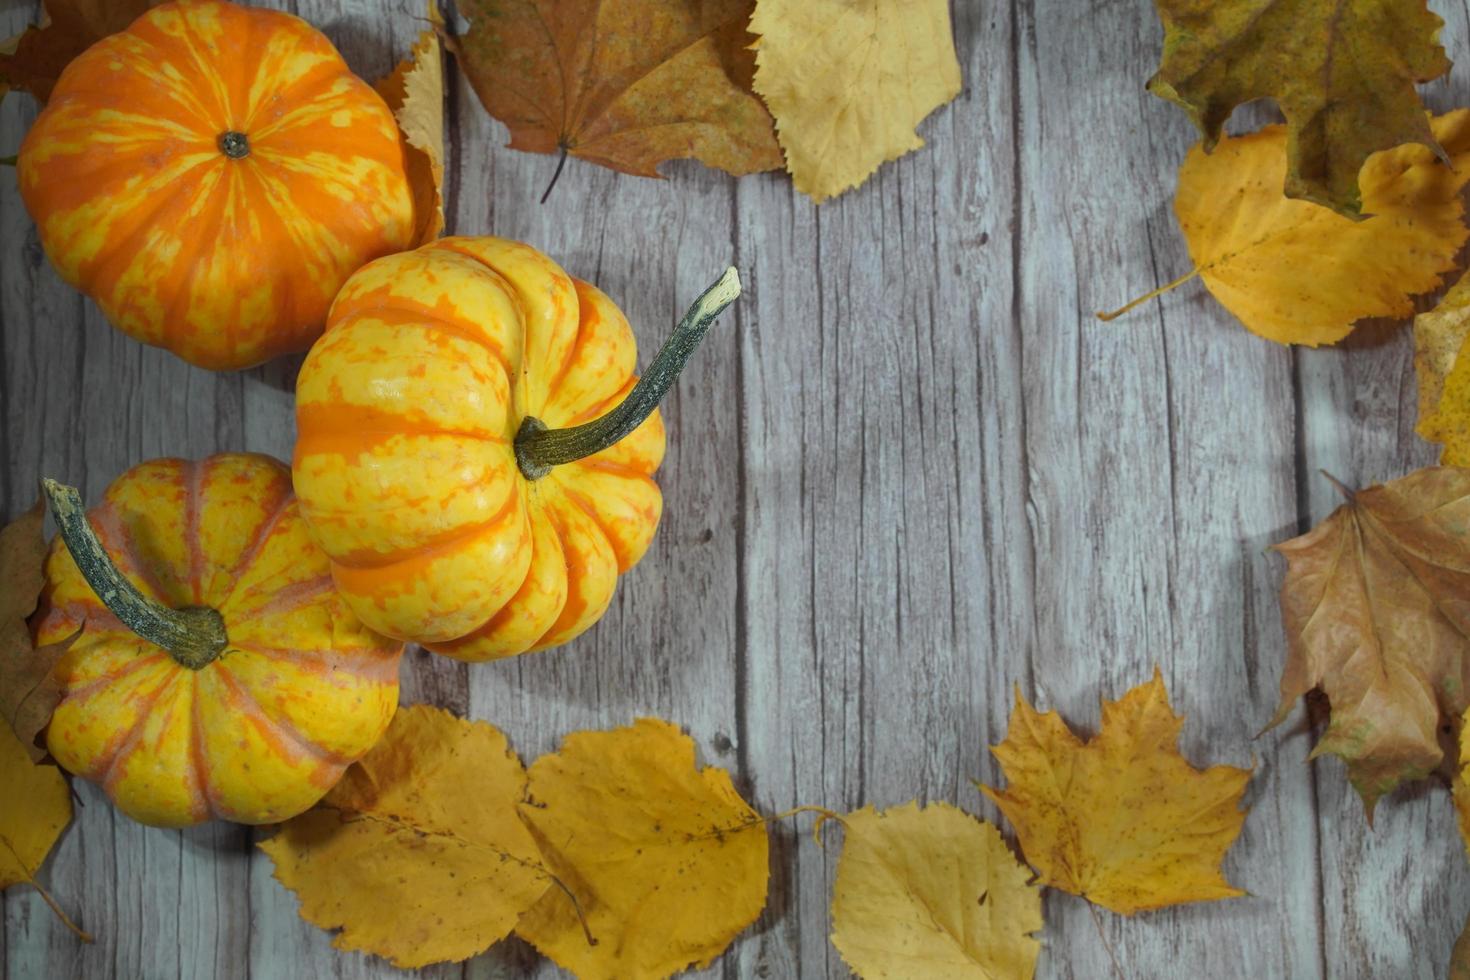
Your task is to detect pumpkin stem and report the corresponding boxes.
[41,478,227,671]
[514,267,742,480]
[218,131,250,159]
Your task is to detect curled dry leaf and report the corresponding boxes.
[1148,0,1450,216]
[0,499,79,762]
[981,670,1251,915]
[1273,468,1470,815]
[1415,271,1470,466]
[0,723,88,940]
[750,0,961,203]
[449,0,781,182]
[830,801,1041,980]
[1103,110,1470,345]
[515,718,769,980]
[0,0,158,103]
[374,2,444,246]
[259,705,551,968]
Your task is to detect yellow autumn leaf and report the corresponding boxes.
[1103,110,1470,346]
[750,0,961,203]
[375,1,444,246]
[0,723,88,940]
[981,670,1251,915]
[515,718,769,980]
[830,801,1041,980]
[259,705,551,968]
[1415,272,1470,466]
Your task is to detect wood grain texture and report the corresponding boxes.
[2,0,1467,976]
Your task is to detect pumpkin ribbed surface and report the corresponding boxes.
[16,0,414,370]
[293,237,665,661]
[33,454,403,828]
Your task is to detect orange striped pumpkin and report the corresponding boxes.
[292,237,741,661]
[17,0,414,370]
[34,454,403,828]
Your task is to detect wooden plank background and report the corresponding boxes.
[3,0,1468,976]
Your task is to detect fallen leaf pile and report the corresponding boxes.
[1148,0,1450,216]
[982,670,1251,914]
[258,672,1250,977]
[1102,110,1470,346]
[1273,468,1470,814]
[445,0,961,201]
[262,710,769,975]
[1107,3,1470,351]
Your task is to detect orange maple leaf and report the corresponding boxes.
[981,670,1251,915]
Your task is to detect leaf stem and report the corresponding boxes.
[1086,901,1124,980]
[514,267,742,479]
[1096,267,1201,321]
[0,838,91,942]
[28,873,93,942]
[1319,470,1356,501]
[539,144,569,205]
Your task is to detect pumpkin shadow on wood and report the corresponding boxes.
[397,644,470,716]
[241,352,304,395]
[309,15,400,87]
[176,815,254,861]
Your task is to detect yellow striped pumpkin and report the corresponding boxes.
[34,454,403,828]
[293,237,740,661]
[17,0,413,370]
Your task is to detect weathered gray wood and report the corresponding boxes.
[5,0,1470,976]
[1005,0,1327,974]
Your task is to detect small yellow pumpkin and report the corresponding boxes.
[34,454,403,828]
[292,237,739,661]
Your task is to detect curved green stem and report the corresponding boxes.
[41,478,227,671]
[514,266,742,480]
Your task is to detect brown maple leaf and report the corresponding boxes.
[0,1,159,104]
[447,0,782,183]
[0,500,78,763]
[1271,468,1470,816]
